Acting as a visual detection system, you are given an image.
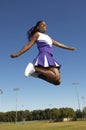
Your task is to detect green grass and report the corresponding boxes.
[0,120,86,130]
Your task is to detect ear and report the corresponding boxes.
[36,26,40,31]
[37,26,39,29]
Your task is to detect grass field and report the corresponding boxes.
[0,120,86,130]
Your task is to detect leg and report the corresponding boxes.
[35,66,61,85]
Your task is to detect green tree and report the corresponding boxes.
[24,110,32,121]
[75,109,82,119]
[82,107,86,119]
[51,108,60,121]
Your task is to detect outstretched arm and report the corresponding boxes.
[10,32,39,58]
[52,39,76,51]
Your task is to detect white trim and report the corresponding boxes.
[44,55,49,67]
[55,62,59,67]
[35,58,38,65]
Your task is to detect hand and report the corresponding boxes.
[10,54,18,58]
[70,47,76,51]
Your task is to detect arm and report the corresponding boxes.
[10,32,39,58]
[52,39,76,51]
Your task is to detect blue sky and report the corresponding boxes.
[0,0,86,112]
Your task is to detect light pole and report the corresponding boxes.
[13,88,20,123]
[0,89,3,111]
[82,96,85,108]
[72,83,80,110]
[82,96,86,119]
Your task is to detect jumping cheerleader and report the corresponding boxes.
[10,20,76,85]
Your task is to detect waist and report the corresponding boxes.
[38,46,53,55]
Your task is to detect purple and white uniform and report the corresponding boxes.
[33,32,61,69]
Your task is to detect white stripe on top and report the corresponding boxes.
[38,32,52,47]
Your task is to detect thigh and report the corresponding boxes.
[35,66,60,77]
[49,67,60,76]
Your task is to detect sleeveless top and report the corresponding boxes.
[36,32,53,55]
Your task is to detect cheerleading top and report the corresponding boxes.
[33,32,61,68]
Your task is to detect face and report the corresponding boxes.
[37,21,47,33]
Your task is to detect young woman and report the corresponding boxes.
[10,20,76,85]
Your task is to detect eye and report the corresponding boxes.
[40,24,44,27]
[41,24,46,27]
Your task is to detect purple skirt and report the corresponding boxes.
[33,51,61,69]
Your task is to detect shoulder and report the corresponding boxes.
[32,32,39,40]
[33,32,44,40]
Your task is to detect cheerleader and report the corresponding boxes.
[10,20,75,85]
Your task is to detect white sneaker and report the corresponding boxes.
[24,63,35,77]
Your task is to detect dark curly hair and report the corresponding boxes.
[27,20,44,41]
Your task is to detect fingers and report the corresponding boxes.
[71,47,76,51]
[10,54,18,58]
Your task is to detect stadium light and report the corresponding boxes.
[82,96,85,108]
[0,89,3,110]
[13,88,20,123]
[0,89,3,94]
[72,83,80,110]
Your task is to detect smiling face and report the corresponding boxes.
[37,21,47,33]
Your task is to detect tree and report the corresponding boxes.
[75,109,82,119]
[51,108,60,121]
[24,110,32,121]
[82,107,86,119]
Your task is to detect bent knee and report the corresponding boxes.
[53,76,61,85]
[53,80,61,85]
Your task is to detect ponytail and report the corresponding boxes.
[27,26,36,41]
[27,20,44,41]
